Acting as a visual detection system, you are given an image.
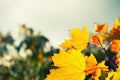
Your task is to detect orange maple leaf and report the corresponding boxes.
[108,18,120,39]
[91,34,104,47]
[94,23,107,33]
[111,40,120,52]
[85,54,108,80]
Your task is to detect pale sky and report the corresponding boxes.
[0,0,120,47]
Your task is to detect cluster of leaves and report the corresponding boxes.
[46,19,120,80]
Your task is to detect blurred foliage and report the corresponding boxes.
[0,56,52,80]
[0,24,59,80]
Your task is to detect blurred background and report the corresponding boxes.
[0,0,120,47]
[0,0,120,80]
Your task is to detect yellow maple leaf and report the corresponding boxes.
[113,18,120,29]
[112,70,120,80]
[46,49,86,80]
[60,40,72,49]
[106,71,114,80]
[106,67,120,80]
[61,27,89,51]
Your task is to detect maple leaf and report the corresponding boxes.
[46,49,86,80]
[91,34,104,47]
[85,54,108,80]
[106,67,120,80]
[60,40,72,49]
[113,18,120,29]
[111,40,120,52]
[85,54,97,75]
[115,52,120,66]
[61,27,89,51]
[108,18,120,39]
[94,23,107,33]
